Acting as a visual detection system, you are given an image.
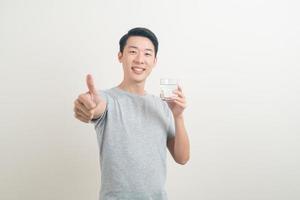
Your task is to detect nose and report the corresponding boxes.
[134,52,144,64]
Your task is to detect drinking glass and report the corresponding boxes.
[160,78,178,100]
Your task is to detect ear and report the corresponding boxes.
[118,52,123,63]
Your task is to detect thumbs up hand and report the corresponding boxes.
[86,74,102,105]
[73,74,107,123]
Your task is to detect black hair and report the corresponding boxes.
[119,27,159,57]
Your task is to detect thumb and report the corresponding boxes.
[86,74,98,95]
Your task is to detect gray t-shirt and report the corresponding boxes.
[91,87,175,200]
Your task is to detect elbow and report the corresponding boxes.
[176,156,190,165]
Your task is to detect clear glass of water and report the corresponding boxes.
[160,78,178,101]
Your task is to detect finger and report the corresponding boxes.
[78,94,96,110]
[172,90,185,98]
[86,74,97,95]
[74,100,92,116]
[169,95,185,103]
[177,85,183,92]
[174,99,187,108]
[74,112,90,123]
[74,107,92,120]
[174,97,186,104]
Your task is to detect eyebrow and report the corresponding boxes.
[128,45,153,52]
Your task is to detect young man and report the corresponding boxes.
[73,27,190,200]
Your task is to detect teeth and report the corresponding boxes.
[132,67,144,72]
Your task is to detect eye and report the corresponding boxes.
[129,50,137,54]
[145,53,152,56]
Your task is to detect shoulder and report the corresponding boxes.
[97,87,118,102]
[147,94,170,115]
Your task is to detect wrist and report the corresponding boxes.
[174,114,184,120]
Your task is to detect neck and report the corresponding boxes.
[117,80,146,95]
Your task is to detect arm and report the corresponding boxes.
[166,85,190,165]
[167,115,190,165]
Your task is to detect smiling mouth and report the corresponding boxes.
[131,66,146,73]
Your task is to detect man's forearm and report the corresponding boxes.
[173,115,190,164]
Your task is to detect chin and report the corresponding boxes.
[130,76,146,83]
[134,78,147,84]
[130,74,148,82]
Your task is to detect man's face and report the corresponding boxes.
[118,36,157,84]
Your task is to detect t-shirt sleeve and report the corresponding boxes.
[90,90,108,134]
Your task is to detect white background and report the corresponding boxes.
[1,0,299,199]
